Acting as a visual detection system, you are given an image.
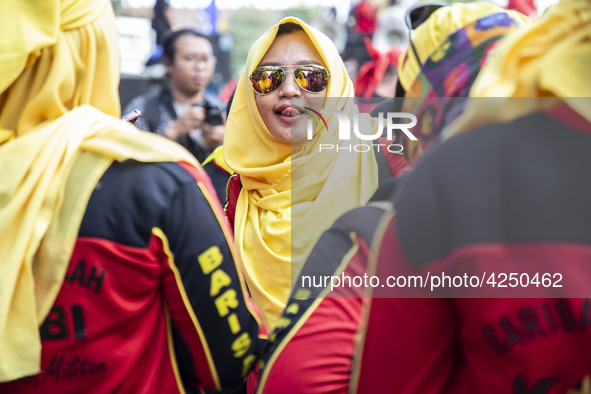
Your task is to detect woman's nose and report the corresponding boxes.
[278,71,301,98]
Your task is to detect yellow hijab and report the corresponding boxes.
[444,0,591,136]
[224,17,379,330]
[0,0,201,381]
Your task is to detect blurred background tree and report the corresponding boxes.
[111,0,122,12]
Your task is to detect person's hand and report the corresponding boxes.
[164,106,206,140]
[201,124,225,150]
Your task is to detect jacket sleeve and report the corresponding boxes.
[159,162,263,391]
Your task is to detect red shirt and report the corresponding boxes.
[257,109,591,393]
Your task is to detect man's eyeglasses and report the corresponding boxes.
[249,64,330,95]
[404,2,447,66]
[179,54,217,67]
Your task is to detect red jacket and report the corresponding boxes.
[2,161,262,393]
[257,108,591,393]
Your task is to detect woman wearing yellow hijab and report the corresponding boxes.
[0,0,261,391]
[224,18,382,331]
[250,4,532,393]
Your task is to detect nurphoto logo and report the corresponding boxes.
[305,109,417,153]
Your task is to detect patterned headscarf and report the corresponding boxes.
[397,3,529,165]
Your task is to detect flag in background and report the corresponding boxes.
[205,0,218,35]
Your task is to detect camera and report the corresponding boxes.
[193,99,224,126]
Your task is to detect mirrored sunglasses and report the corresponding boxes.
[250,64,330,95]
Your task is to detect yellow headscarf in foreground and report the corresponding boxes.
[444,0,591,136]
[224,17,379,330]
[0,0,200,381]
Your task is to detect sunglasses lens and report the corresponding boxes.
[295,66,329,93]
[250,67,285,95]
[409,4,443,30]
[250,65,329,95]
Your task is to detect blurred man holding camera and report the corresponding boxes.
[124,27,225,162]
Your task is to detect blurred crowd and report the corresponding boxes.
[119,0,545,156]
